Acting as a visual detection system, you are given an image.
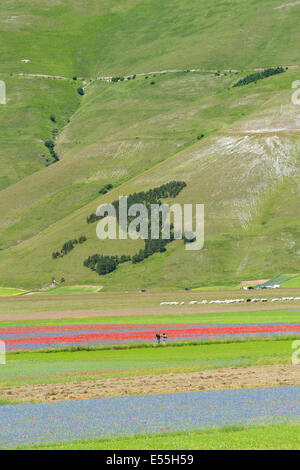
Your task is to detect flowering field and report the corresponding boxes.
[1,322,299,351]
[0,386,299,448]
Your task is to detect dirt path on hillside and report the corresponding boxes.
[1,303,300,322]
[1,364,299,403]
[15,68,236,83]
[15,65,299,84]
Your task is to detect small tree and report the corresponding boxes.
[45,140,55,151]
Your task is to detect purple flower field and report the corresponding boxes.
[0,386,299,448]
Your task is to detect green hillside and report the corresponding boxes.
[1,0,300,76]
[0,75,81,190]
[281,275,300,288]
[0,0,299,289]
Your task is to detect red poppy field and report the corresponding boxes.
[1,321,299,351]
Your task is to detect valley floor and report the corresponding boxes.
[0,290,299,449]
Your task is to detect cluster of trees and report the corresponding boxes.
[52,128,59,139]
[87,181,186,225]
[233,67,285,88]
[129,218,194,265]
[99,183,113,195]
[84,226,174,276]
[111,76,125,82]
[112,180,187,218]
[52,235,87,259]
[132,237,169,264]
[77,87,85,96]
[111,75,137,83]
[84,181,187,276]
[86,183,113,223]
[84,254,131,275]
[44,140,60,162]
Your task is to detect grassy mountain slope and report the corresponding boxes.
[0,75,80,190]
[0,0,300,77]
[0,71,244,249]
[0,68,299,289]
[0,0,299,289]
[3,0,299,194]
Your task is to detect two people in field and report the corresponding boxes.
[155,332,168,345]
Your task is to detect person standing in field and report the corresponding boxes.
[156,332,161,344]
[162,332,168,345]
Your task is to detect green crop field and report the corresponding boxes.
[15,423,300,450]
[33,285,101,295]
[0,287,26,296]
[1,339,294,387]
[1,309,300,328]
[282,276,300,288]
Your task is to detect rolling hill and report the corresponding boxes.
[0,0,299,290]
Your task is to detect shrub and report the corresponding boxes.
[184,232,196,244]
[45,140,55,151]
[99,183,113,195]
